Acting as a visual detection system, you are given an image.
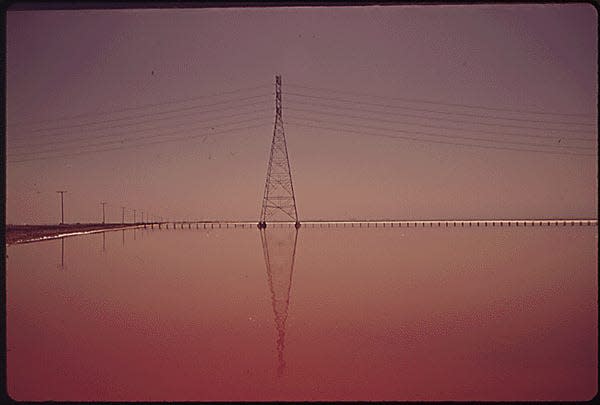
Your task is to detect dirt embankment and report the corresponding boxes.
[5,224,138,245]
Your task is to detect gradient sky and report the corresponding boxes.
[5,3,598,224]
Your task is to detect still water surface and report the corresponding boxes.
[6,226,597,401]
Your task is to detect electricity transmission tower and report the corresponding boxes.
[258,75,300,229]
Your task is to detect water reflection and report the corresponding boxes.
[259,227,299,376]
[58,237,65,269]
[6,226,597,400]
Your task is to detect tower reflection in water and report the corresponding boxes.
[259,226,299,377]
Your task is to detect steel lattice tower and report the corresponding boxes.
[258,75,300,229]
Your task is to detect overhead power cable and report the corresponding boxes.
[8,121,273,164]
[285,115,595,151]
[10,102,271,145]
[8,83,272,127]
[284,103,595,135]
[285,121,596,157]
[8,115,272,158]
[9,108,273,150]
[22,94,272,134]
[285,92,595,128]
[286,83,595,119]
[284,104,596,142]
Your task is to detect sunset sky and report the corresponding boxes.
[5,3,597,224]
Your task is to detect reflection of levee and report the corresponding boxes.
[260,227,299,376]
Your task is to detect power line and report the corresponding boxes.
[285,121,596,157]
[22,94,272,134]
[285,92,596,128]
[284,103,595,135]
[286,83,596,119]
[285,115,595,151]
[11,115,592,162]
[8,115,272,158]
[284,104,596,142]
[8,108,273,151]
[8,121,273,164]
[8,83,272,127]
[9,101,271,146]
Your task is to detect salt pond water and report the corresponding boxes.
[6,226,597,401]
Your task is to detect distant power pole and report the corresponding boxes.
[121,207,125,224]
[101,202,107,224]
[56,191,67,224]
[133,209,137,223]
[141,211,144,223]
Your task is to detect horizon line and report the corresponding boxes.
[6,217,599,226]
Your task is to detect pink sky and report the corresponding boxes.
[5,4,598,223]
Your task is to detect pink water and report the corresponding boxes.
[6,226,597,400]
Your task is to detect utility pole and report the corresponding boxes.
[121,206,125,224]
[141,211,144,224]
[133,209,136,224]
[101,202,107,224]
[56,190,67,224]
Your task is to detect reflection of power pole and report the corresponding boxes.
[56,191,67,224]
[102,231,106,252]
[60,237,65,269]
[122,229,125,246]
[101,202,107,224]
[121,207,125,224]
